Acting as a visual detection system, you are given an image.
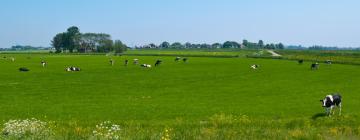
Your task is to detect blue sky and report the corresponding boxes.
[0,0,359,48]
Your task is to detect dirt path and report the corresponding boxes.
[267,50,282,57]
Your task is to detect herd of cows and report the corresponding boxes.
[2,55,342,116]
[297,59,332,70]
[2,55,333,71]
[0,56,189,72]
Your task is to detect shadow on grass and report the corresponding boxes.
[312,113,327,120]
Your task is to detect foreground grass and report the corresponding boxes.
[1,114,360,139]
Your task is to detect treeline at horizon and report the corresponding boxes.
[135,40,285,50]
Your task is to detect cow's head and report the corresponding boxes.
[320,96,332,107]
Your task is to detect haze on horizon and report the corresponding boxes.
[0,0,359,48]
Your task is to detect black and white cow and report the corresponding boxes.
[133,59,139,65]
[155,60,162,67]
[251,64,260,70]
[109,59,114,66]
[320,94,342,116]
[66,66,81,72]
[124,59,129,66]
[311,63,319,70]
[175,57,181,62]
[141,64,151,68]
[325,60,332,65]
[183,58,188,63]
[298,60,304,64]
[41,60,47,67]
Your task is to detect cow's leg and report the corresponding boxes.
[339,103,342,116]
[325,108,330,116]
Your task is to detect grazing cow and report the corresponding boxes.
[183,58,188,63]
[320,94,342,116]
[175,57,181,62]
[298,60,304,64]
[141,64,151,68]
[311,63,319,70]
[41,60,47,67]
[155,60,162,67]
[133,59,139,65]
[251,64,260,70]
[325,60,332,65]
[19,67,29,72]
[66,66,81,72]
[109,59,114,66]
[124,59,129,66]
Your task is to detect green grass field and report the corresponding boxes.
[1,53,360,139]
[275,50,360,65]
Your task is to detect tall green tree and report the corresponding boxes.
[51,33,65,53]
[113,40,127,53]
[170,42,183,49]
[66,26,81,52]
[159,41,170,49]
[258,40,264,48]
[223,41,240,48]
[211,43,222,49]
[242,40,249,47]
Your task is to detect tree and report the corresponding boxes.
[200,43,211,49]
[159,41,170,49]
[242,40,258,49]
[79,33,113,52]
[211,43,222,49]
[223,41,240,48]
[184,42,192,48]
[95,33,113,52]
[258,40,264,48]
[114,40,127,53]
[51,33,65,53]
[242,40,249,47]
[65,26,81,52]
[170,42,183,49]
[149,43,157,48]
[276,43,284,49]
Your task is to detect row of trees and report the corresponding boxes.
[6,45,51,51]
[136,40,285,50]
[52,26,127,53]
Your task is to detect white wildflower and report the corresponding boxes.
[93,121,121,140]
[1,118,52,139]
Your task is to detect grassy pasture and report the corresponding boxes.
[0,53,360,139]
[275,50,360,65]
